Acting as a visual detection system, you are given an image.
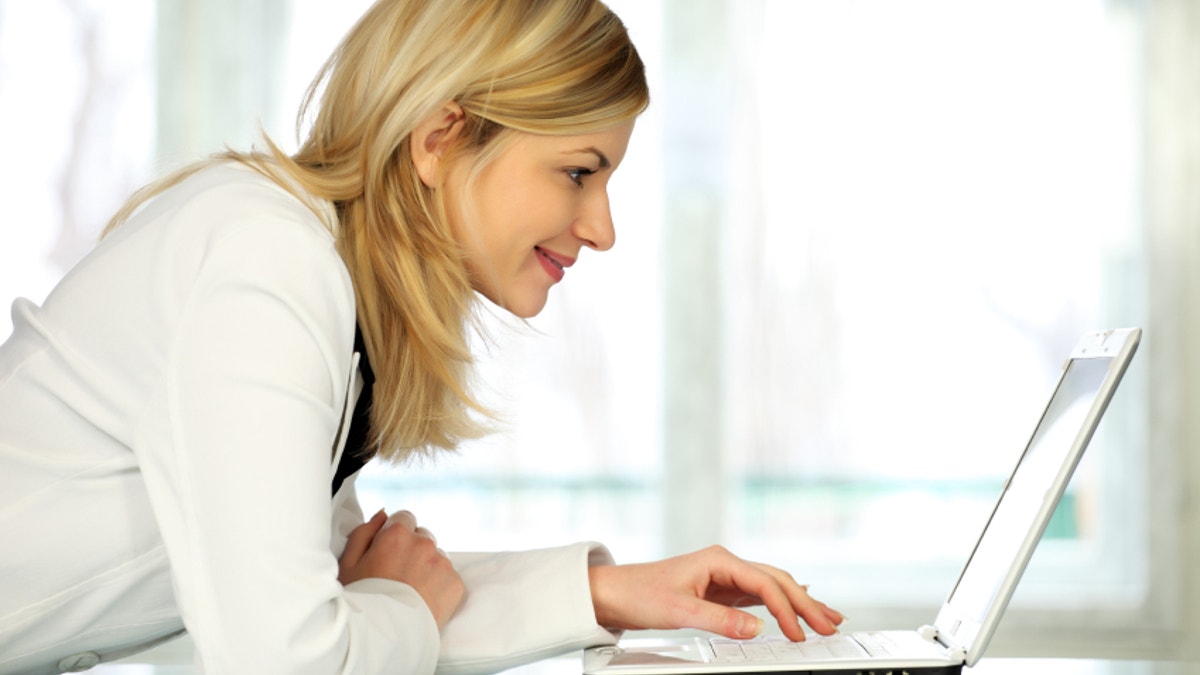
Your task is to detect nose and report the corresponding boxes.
[573,191,616,252]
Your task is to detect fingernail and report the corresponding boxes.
[829,618,843,634]
[737,616,763,638]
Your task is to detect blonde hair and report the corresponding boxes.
[104,0,649,462]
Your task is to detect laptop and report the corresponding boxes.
[584,327,1141,675]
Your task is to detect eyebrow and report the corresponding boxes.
[567,147,611,169]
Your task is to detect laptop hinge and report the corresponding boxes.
[921,626,968,662]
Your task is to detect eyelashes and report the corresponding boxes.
[566,167,596,187]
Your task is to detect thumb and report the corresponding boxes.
[341,509,386,567]
[685,598,764,640]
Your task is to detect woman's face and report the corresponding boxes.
[443,121,636,318]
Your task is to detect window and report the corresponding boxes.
[718,0,1147,606]
[0,0,155,334]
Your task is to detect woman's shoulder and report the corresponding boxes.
[160,161,338,244]
[87,160,353,314]
[107,161,345,279]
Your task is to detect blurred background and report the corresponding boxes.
[0,0,1195,669]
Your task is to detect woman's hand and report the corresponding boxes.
[588,545,844,641]
[338,509,465,629]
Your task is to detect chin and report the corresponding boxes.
[503,291,550,319]
[476,283,550,319]
[506,300,548,319]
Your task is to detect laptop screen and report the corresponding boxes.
[943,356,1112,623]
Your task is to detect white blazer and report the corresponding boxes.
[0,164,617,674]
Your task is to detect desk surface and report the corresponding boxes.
[93,636,1196,675]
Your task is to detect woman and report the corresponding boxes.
[0,0,842,673]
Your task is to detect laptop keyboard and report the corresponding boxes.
[708,632,898,663]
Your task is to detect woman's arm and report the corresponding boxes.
[588,546,845,641]
[434,544,619,675]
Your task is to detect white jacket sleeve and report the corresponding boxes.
[130,174,440,673]
[331,476,619,675]
[437,544,620,675]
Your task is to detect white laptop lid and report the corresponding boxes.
[932,327,1141,666]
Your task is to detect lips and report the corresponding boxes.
[535,246,575,283]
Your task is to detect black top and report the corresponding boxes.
[331,324,376,497]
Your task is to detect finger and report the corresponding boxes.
[783,586,835,637]
[708,561,806,640]
[815,600,847,628]
[344,509,386,558]
[758,582,807,641]
[339,509,387,574]
[801,595,845,626]
[681,595,763,638]
[761,573,839,637]
[383,509,417,532]
[414,526,437,545]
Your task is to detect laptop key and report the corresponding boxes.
[740,642,775,661]
[824,636,868,658]
[767,640,803,660]
[851,632,892,657]
[709,641,746,661]
[796,642,833,659]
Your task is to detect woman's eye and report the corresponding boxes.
[566,168,595,187]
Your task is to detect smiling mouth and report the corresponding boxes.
[537,248,564,271]
[535,246,574,283]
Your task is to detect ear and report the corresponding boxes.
[410,101,467,188]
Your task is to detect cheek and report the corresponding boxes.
[449,160,560,276]
[439,173,471,246]
[443,176,520,288]
[443,171,503,261]
[474,180,540,253]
